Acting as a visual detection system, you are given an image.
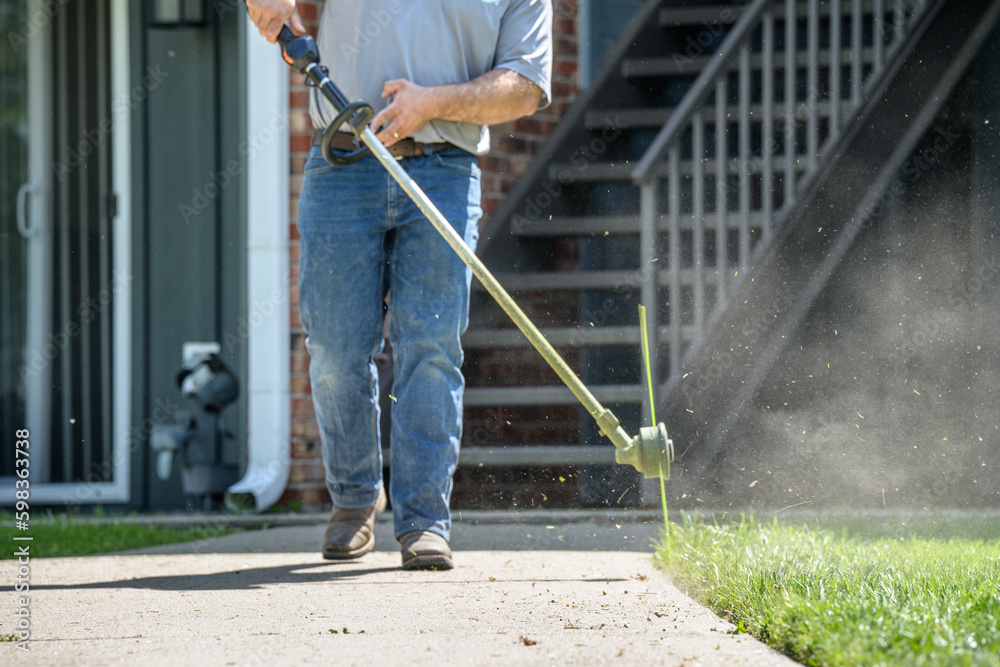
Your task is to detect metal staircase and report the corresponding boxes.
[462,0,1000,498]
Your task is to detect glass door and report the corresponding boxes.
[2,0,130,503]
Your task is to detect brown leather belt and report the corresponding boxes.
[311,129,455,158]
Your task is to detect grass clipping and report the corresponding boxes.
[657,515,1000,666]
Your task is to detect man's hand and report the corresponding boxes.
[370,69,543,148]
[246,0,305,44]
[371,80,438,148]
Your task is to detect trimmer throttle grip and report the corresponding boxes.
[277,24,296,47]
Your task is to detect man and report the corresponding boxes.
[246,0,552,570]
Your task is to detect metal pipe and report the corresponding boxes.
[762,8,774,239]
[639,181,658,422]
[851,0,862,107]
[739,38,751,269]
[831,0,842,137]
[785,0,796,209]
[715,77,728,303]
[692,111,705,330]
[668,144,681,380]
[807,0,819,171]
[874,0,885,73]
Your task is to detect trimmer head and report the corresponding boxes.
[615,422,674,479]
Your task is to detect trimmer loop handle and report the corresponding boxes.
[276,25,374,166]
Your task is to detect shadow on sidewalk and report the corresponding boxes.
[104,520,667,557]
[30,556,630,592]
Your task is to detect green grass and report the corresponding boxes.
[0,512,244,558]
[657,514,1000,666]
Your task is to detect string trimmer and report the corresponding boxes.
[272,25,673,479]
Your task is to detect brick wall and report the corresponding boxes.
[282,0,580,508]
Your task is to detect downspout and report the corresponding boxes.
[226,13,290,512]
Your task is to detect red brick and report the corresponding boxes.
[292,417,320,444]
[290,374,312,395]
[289,89,311,110]
[288,460,326,484]
[296,2,318,21]
[291,397,315,417]
[289,132,312,153]
[291,351,310,373]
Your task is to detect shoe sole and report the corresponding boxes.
[321,491,386,561]
[322,536,375,560]
[401,554,454,571]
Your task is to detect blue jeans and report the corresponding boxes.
[297,146,481,541]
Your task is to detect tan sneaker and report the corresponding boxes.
[322,487,387,560]
[398,530,453,570]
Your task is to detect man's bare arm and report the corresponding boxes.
[370,69,544,147]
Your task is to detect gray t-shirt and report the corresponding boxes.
[311,0,553,155]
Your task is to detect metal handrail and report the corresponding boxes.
[628,0,938,394]
[632,0,773,182]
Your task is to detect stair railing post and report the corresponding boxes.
[785,0,796,210]
[640,180,659,403]
[715,77,728,304]
[874,0,885,74]
[739,37,751,270]
[807,0,819,172]
[692,111,705,331]
[852,0,862,107]
[668,144,682,379]
[762,7,775,240]
[831,0,842,137]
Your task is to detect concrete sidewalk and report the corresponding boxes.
[1,517,797,666]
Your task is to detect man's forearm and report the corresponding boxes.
[427,69,542,125]
[370,69,543,147]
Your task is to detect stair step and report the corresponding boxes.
[473,266,732,294]
[657,0,881,29]
[512,211,770,237]
[464,325,638,349]
[464,385,645,407]
[657,4,749,28]
[622,45,877,79]
[476,270,641,292]
[592,99,842,131]
[465,324,702,350]
[548,154,807,183]
[458,445,617,467]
